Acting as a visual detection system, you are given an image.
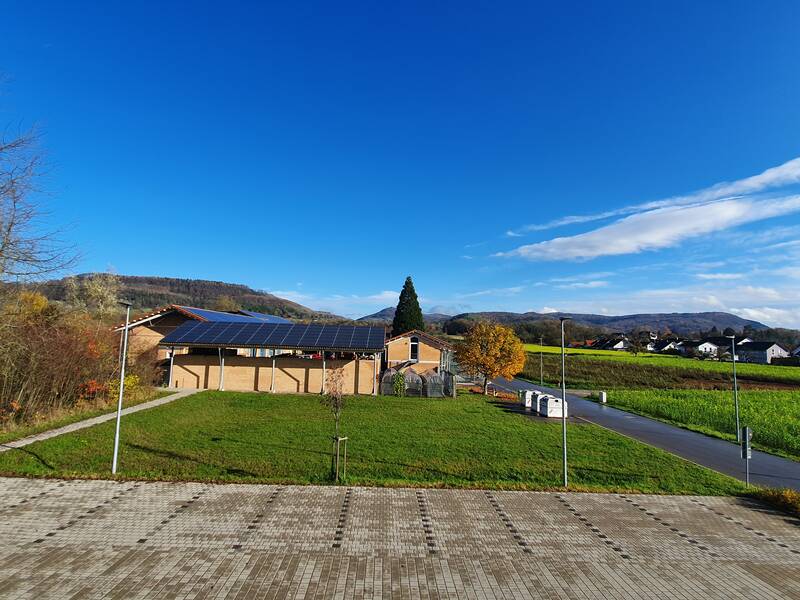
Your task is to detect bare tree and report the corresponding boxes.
[321,366,346,439]
[0,128,74,281]
[64,273,121,318]
[321,365,348,481]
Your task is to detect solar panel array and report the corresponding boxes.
[237,310,292,324]
[160,321,386,352]
[177,306,267,323]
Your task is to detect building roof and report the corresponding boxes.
[682,340,718,349]
[237,309,292,323]
[116,304,290,331]
[384,329,453,350]
[652,339,677,351]
[738,341,787,352]
[703,336,750,347]
[160,321,386,352]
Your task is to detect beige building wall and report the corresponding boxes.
[171,355,379,395]
[127,313,192,361]
[386,336,442,372]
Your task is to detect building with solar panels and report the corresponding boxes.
[159,320,386,395]
[114,304,291,361]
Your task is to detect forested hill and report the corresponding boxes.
[443,310,768,337]
[38,274,343,321]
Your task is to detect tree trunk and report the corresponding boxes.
[483,376,489,395]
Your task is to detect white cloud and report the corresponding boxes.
[267,289,398,317]
[508,155,800,236]
[426,304,467,315]
[774,266,800,278]
[730,306,800,329]
[556,280,609,289]
[497,195,800,261]
[540,306,559,313]
[459,286,524,298]
[549,271,615,283]
[734,286,783,301]
[695,273,744,280]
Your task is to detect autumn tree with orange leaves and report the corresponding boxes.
[455,322,526,395]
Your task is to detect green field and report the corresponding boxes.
[524,343,660,357]
[525,344,800,382]
[0,391,744,495]
[603,389,800,460]
[522,346,800,389]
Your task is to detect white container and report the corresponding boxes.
[522,390,536,409]
[539,395,568,418]
[533,393,549,414]
[599,391,607,404]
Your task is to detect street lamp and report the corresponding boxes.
[112,300,133,475]
[728,335,741,443]
[560,317,571,487]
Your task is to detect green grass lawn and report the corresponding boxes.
[603,389,800,461]
[525,344,800,383]
[0,391,744,495]
[0,388,172,445]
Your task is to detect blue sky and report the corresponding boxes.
[4,2,800,325]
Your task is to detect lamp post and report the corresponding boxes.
[112,300,133,475]
[560,317,571,487]
[729,335,741,443]
[539,335,544,386]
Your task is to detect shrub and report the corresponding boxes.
[393,371,406,397]
[754,488,800,518]
[0,293,120,425]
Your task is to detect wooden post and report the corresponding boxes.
[218,348,225,391]
[271,352,276,393]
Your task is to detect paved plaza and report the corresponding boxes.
[0,477,799,599]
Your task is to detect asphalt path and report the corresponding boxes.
[491,377,800,491]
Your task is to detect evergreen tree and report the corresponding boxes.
[391,276,424,336]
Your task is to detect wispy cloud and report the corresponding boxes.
[695,273,744,280]
[459,286,524,298]
[548,271,615,283]
[507,156,800,236]
[497,195,800,261]
[556,280,609,289]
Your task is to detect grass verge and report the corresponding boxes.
[0,388,172,446]
[0,391,745,495]
[600,389,800,461]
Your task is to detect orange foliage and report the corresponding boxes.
[455,322,526,393]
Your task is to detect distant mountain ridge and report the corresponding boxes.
[357,307,453,324]
[38,274,343,322]
[444,310,768,335]
[34,275,772,333]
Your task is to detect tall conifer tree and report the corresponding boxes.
[391,276,424,336]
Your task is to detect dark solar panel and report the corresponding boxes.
[297,324,324,347]
[160,321,385,351]
[315,326,339,346]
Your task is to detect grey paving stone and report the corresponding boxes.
[0,477,798,598]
